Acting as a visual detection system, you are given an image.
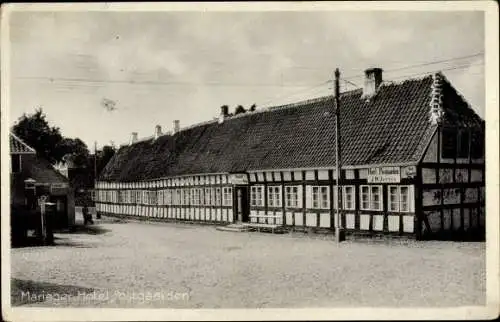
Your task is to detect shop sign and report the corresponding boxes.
[229,173,249,185]
[367,167,401,183]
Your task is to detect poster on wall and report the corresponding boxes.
[367,167,401,183]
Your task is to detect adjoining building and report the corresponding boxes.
[10,132,75,243]
[95,68,485,240]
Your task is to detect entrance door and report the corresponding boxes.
[235,186,249,223]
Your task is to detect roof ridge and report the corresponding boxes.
[124,73,437,148]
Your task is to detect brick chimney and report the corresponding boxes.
[362,68,383,99]
[218,105,229,124]
[173,120,180,134]
[130,132,138,144]
[154,125,162,139]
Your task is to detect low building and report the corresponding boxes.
[10,133,75,235]
[95,68,485,240]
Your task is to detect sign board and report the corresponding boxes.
[367,167,401,183]
[229,173,249,185]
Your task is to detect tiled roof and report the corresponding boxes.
[99,73,484,182]
[21,155,69,184]
[10,133,36,154]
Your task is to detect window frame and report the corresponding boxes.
[387,185,412,213]
[359,185,383,211]
[342,185,355,210]
[251,185,264,207]
[267,185,282,208]
[222,187,233,206]
[215,187,222,206]
[311,185,330,210]
[204,187,212,206]
[285,185,300,208]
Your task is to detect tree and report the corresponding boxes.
[12,108,65,164]
[95,145,116,177]
[59,138,90,168]
[235,105,246,115]
[12,108,90,166]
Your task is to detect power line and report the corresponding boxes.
[343,52,484,80]
[13,75,331,88]
[384,62,484,81]
[259,80,330,107]
[341,78,360,88]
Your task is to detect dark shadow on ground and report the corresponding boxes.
[63,224,111,235]
[11,278,95,306]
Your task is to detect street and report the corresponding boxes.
[11,215,486,308]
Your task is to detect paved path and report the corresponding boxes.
[11,217,486,308]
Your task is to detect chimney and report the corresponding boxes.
[173,120,180,134]
[362,68,383,99]
[218,105,229,124]
[130,132,138,144]
[154,125,162,139]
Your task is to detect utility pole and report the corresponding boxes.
[334,68,345,243]
[94,141,101,219]
[94,141,97,183]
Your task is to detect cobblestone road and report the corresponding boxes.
[11,216,486,308]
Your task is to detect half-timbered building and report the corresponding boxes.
[95,68,485,240]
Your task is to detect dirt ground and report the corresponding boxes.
[10,214,486,308]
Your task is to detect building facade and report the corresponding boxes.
[10,133,75,231]
[94,69,485,240]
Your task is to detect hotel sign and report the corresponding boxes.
[367,167,401,183]
[229,173,249,185]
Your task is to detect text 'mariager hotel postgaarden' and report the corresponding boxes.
[94,68,485,240]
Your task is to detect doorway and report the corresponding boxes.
[235,186,249,223]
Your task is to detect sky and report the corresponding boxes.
[7,9,485,150]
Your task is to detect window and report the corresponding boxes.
[215,187,222,206]
[11,155,21,173]
[342,186,355,210]
[470,130,484,159]
[191,188,201,206]
[360,185,383,211]
[312,186,329,209]
[457,129,470,158]
[157,190,163,205]
[151,191,158,205]
[400,186,409,212]
[389,186,399,212]
[175,189,182,205]
[183,189,190,206]
[251,186,264,207]
[285,186,300,208]
[442,128,457,159]
[210,188,216,206]
[205,188,212,205]
[222,187,232,206]
[388,186,412,212]
[371,186,382,210]
[267,186,282,208]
